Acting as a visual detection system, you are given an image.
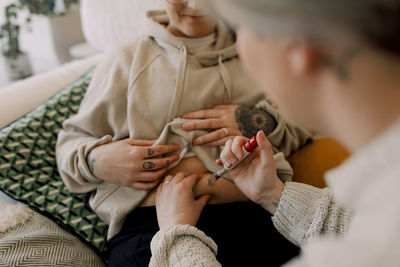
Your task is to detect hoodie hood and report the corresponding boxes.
[145,10,238,67]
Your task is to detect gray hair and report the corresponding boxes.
[207,0,400,54]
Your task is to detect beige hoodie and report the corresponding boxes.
[56,11,311,240]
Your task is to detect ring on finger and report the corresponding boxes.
[222,128,229,136]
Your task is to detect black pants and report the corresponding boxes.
[107,202,299,267]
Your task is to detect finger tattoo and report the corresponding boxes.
[148,149,155,156]
[143,161,156,170]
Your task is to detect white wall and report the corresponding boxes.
[0,0,14,87]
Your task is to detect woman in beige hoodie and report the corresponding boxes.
[56,0,311,265]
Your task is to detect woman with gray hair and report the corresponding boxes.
[150,0,400,266]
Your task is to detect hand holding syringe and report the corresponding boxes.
[208,136,258,185]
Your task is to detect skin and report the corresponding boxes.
[89,139,180,190]
[181,105,278,146]
[156,25,400,228]
[218,131,284,213]
[165,0,217,38]
[182,105,242,146]
[156,173,210,228]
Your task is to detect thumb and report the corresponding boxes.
[196,194,211,210]
[256,130,274,160]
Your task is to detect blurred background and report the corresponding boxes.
[0,0,92,87]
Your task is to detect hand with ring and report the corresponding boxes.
[181,104,242,147]
[87,138,180,190]
[156,172,211,229]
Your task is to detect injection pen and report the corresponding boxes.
[208,136,258,185]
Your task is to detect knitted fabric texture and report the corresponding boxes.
[272,182,352,247]
[149,224,221,267]
[0,209,105,266]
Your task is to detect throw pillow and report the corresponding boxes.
[0,68,109,259]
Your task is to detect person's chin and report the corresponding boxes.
[181,28,207,38]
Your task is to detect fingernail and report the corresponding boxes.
[223,160,232,168]
[257,130,265,144]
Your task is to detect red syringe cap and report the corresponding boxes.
[243,136,258,152]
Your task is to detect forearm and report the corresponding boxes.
[149,225,221,267]
[272,182,352,247]
[259,179,285,215]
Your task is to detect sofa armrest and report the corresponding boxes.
[288,138,350,188]
[0,53,104,129]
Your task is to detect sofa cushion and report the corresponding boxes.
[288,138,350,188]
[0,68,108,258]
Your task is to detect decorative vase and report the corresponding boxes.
[3,51,33,80]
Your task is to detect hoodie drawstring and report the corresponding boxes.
[166,45,188,122]
[218,55,233,103]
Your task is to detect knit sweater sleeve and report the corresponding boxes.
[272,182,352,247]
[149,225,221,267]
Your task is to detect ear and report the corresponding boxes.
[285,42,321,76]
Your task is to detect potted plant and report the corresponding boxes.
[19,0,79,16]
[0,0,80,80]
[0,3,32,80]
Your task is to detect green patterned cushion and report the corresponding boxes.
[0,69,108,259]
